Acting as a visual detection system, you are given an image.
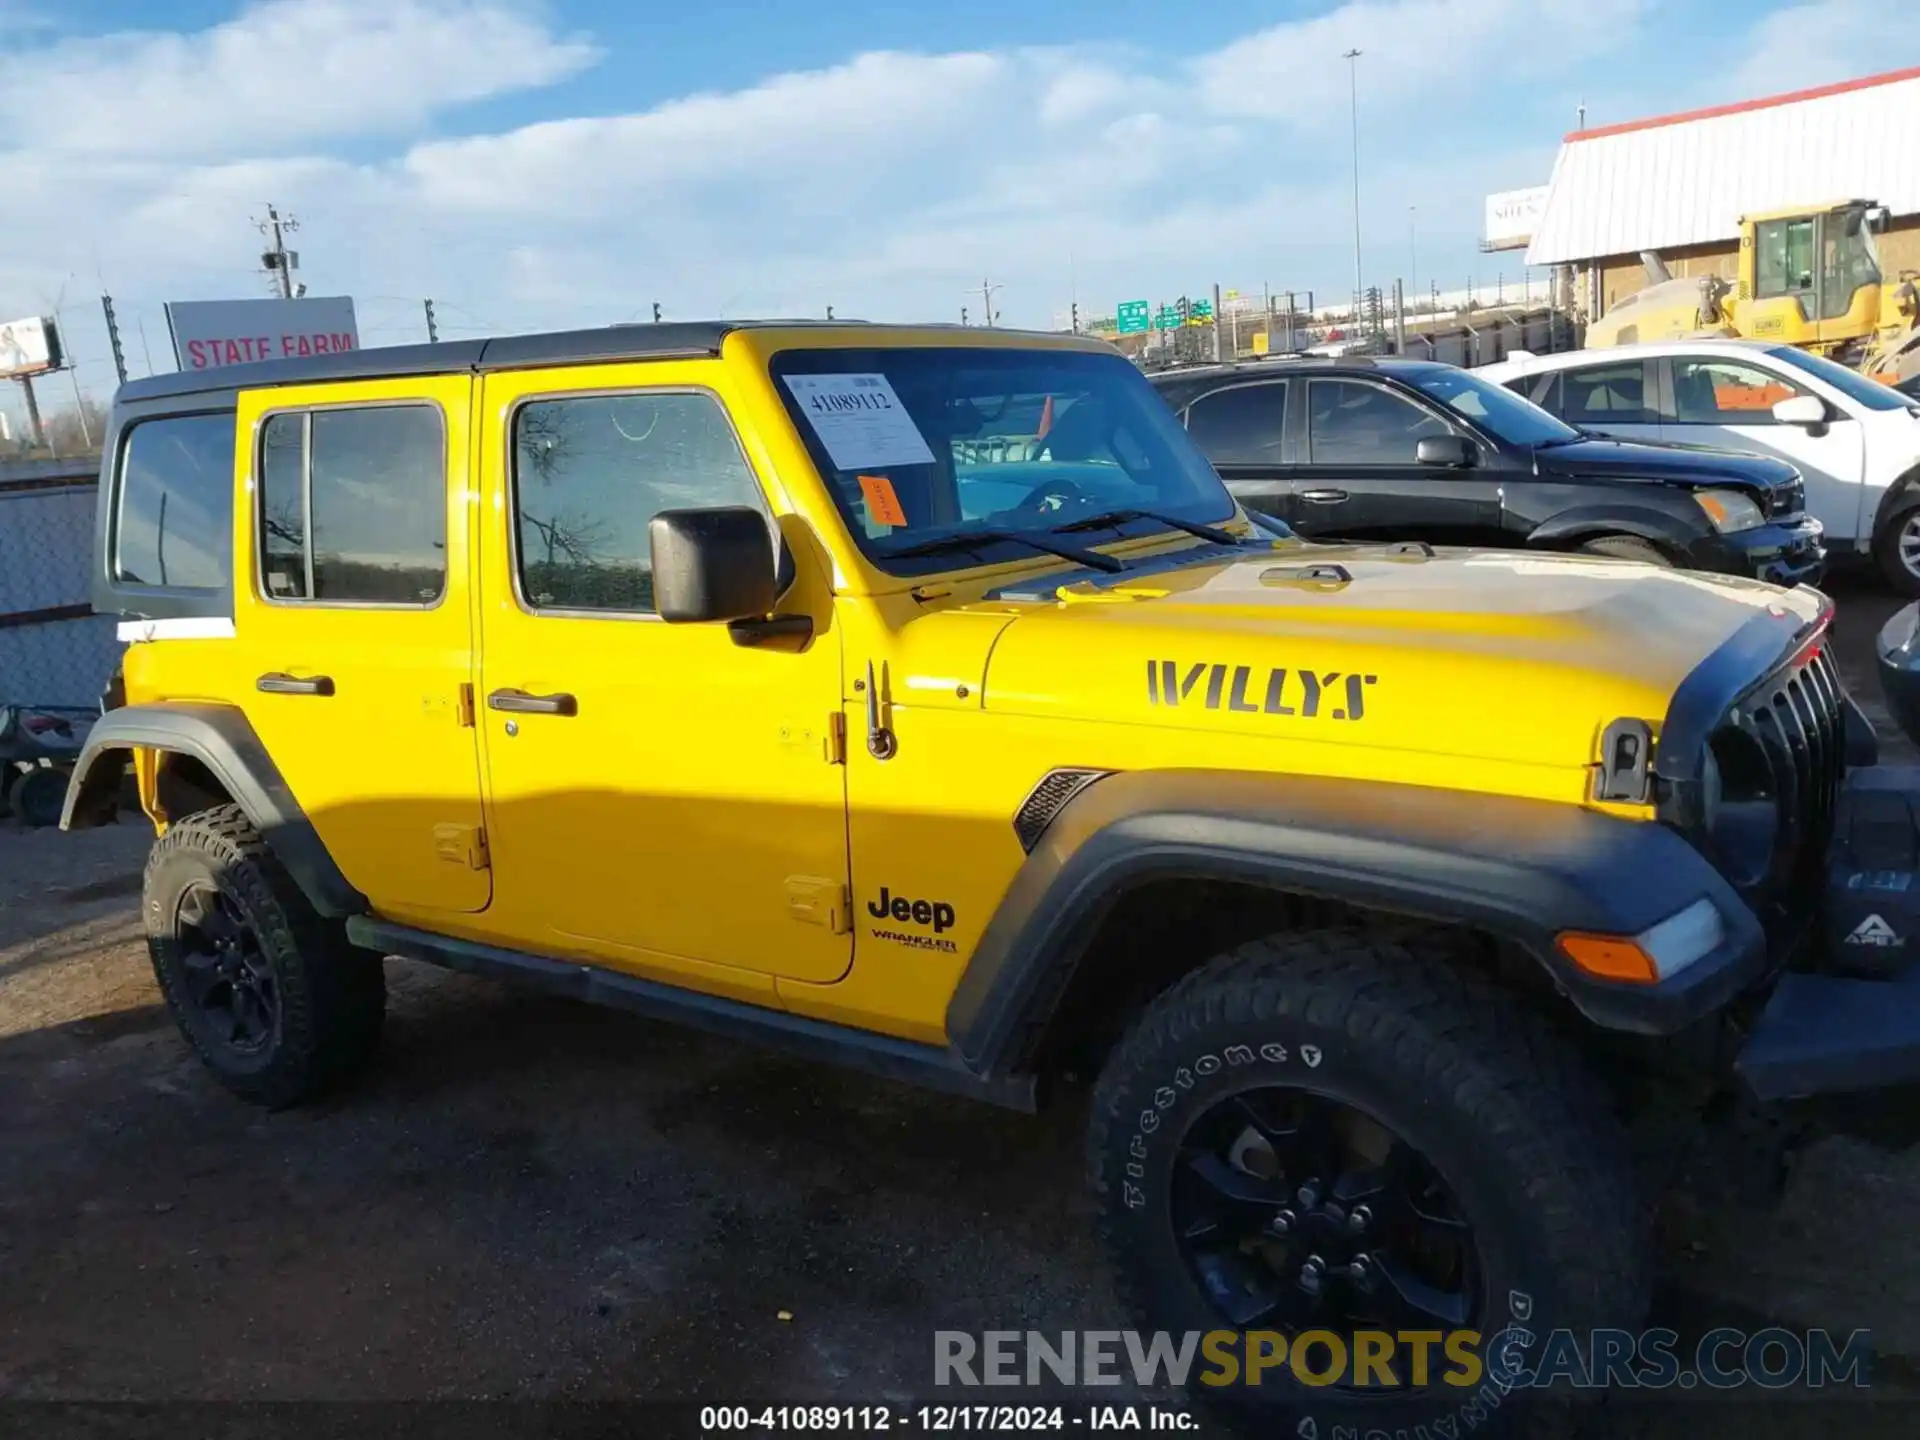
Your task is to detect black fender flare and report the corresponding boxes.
[1525,503,1698,555]
[946,769,1766,1077]
[61,701,366,919]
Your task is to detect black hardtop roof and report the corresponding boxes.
[115,318,1085,405]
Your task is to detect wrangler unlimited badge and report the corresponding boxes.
[1146,661,1376,721]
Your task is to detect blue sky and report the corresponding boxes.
[1,0,1914,421]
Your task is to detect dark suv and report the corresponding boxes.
[1149,356,1826,583]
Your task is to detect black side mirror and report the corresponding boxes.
[650,507,778,623]
[1416,435,1476,468]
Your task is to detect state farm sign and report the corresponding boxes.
[164,297,360,372]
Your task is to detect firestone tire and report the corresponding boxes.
[1086,926,1650,1437]
[144,804,385,1109]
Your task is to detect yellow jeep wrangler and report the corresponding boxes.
[59,321,1918,1428]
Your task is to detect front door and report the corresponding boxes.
[1288,376,1505,545]
[474,362,851,986]
[234,377,490,918]
[1658,354,1866,542]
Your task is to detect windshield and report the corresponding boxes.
[770,346,1237,575]
[1767,345,1920,413]
[1405,366,1583,447]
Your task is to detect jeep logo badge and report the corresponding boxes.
[868,887,956,934]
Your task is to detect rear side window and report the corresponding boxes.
[254,404,447,605]
[113,413,236,590]
[1184,382,1288,464]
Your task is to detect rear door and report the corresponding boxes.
[235,377,490,918]
[1657,354,1866,541]
[1179,380,1294,522]
[1287,377,1504,545]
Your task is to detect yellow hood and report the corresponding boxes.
[968,544,1820,772]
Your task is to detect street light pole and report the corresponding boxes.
[1344,48,1363,327]
[1408,205,1418,311]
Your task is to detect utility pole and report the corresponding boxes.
[256,205,301,299]
[979,278,1002,327]
[102,295,128,385]
[423,299,439,343]
[18,375,43,449]
[1343,49,1364,329]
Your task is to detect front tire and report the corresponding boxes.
[1087,927,1649,1434]
[1873,501,1920,598]
[144,804,385,1108]
[1578,534,1671,566]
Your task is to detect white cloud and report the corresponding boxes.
[1192,0,1648,127]
[1723,0,1920,99]
[0,0,1806,416]
[0,0,598,158]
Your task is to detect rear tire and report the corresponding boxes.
[144,804,385,1108]
[1087,926,1649,1436]
[1578,534,1670,566]
[1873,501,1920,598]
[11,765,69,828]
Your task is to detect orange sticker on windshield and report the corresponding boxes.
[858,474,909,528]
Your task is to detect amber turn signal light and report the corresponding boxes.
[1555,931,1660,985]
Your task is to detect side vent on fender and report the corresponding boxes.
[1013,768,1114,853]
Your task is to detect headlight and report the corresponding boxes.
[1692,488,1764,532]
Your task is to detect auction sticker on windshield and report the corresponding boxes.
[782,372,936,470]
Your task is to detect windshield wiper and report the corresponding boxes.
[1050,507,1241,545]
[886,528,1126,573]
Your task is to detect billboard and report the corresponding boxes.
[1483,185,1550,251]
[164,296,359,372]
[0,315,62,379]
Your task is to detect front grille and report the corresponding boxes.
[1719,644,1845,902]
[1772,477,1805,517]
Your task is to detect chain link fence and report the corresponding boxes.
[0,461,122,710]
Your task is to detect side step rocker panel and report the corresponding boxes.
[346,918,1038,1113]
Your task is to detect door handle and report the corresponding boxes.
[1299,489,1349,504]
[256,672,334,696]
[487,688,578,717]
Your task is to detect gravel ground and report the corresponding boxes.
[3,579,1920,1436]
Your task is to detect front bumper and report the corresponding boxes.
[1686,514,1826,587]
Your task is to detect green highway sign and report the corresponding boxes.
[1116,299,1150,335]
[1155,305,1182,330]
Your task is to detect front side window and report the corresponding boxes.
[254,404,446,605]
[114,412,236,590]
[511,391,765,615]
[1405,367,1579,447]
[769,347,1233,575]
[1558,362,1654,427]
[1670,359,1806,425]
[1184,382,1288,464]
[1769,344,1919,413]
[1305,379,1450,464]
[1755,218,1815,301]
